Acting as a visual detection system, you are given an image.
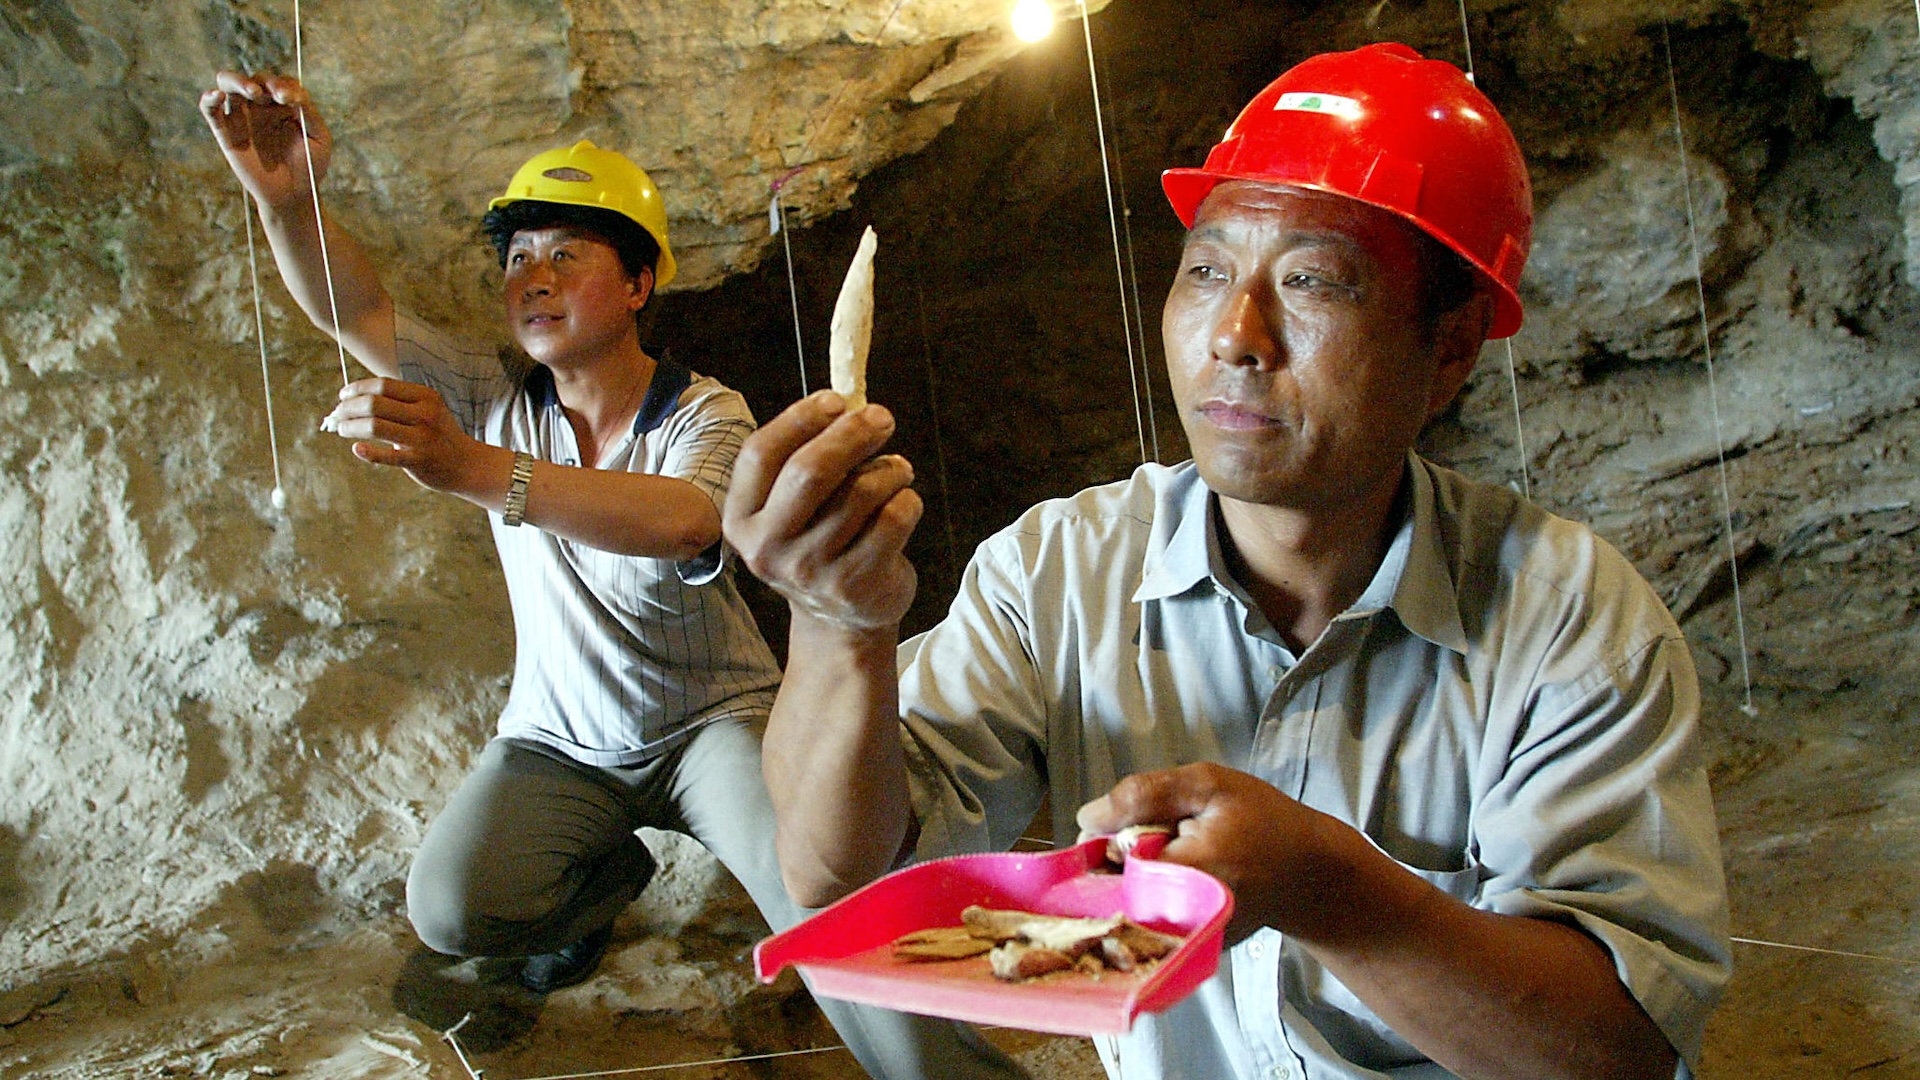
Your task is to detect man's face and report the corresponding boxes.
[1162,182,1470,516]
[502,225,650,368]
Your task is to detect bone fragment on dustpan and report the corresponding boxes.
[829,225,877,411]
[1104,823,1173,864]
[892,904,1184,982]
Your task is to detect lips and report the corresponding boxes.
[1197,399,1278,431]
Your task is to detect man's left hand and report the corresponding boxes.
[1076,762,1359,945]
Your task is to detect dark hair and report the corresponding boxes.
[481,201,662,284]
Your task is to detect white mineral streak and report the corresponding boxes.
[829,225,878,411]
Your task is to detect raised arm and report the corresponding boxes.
[723,391,923,906]
[200,70,397,377]
[323,376,724,559]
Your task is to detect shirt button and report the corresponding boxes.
[1270,1066,1292,1080]
[1247,941,1263,959]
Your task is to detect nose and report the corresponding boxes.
[517,260,555,298]
[1211,285,1279,369]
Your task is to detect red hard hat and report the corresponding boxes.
[1162,43,1532,338]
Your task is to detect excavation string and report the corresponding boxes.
[441,1014,487,1078]
[1077,0,1150,466]
[916,279,962,595]
[1662,23,1757,717]
[242,190,287,504]
[769,0,914,398]
[292,0,352,389]
[1731,937,1920,967]
[1502,341,1532,500]
[770,168,809,394]
[1454,1,1533,498]
[440,1015,850,1080]
[1096,44,1161,463]
[1454,0,1476,83]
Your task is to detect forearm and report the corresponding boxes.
[762,612,913,907]
[1294,821,1677,1080]
[255,200,397,376]
[456,444,721,558]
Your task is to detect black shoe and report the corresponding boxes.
[518,924,614,993]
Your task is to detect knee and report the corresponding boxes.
[406,858,485,956]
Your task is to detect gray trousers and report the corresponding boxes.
[407,724,1029,1080]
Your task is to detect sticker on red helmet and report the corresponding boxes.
[1273,92,1362,120]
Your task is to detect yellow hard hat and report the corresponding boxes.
[490,140,677,288]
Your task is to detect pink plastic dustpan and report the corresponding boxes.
[753,835,1233,1036]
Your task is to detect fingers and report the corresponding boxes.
[726,390,854,521]
[201,71,321,153]
[1075,763,1236,838]
[727,391,905,561]
[323,379,443,444]
[210,70,308,108]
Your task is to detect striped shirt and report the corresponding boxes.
[396,312,780,767]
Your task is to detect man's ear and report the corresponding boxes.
[1425,288,1495,421]
[629,264,656,312]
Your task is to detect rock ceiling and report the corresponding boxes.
[2,0,1107,289]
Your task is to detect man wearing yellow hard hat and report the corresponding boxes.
[200,72,1027,1079]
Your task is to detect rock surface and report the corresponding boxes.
[3,1,1919,1077]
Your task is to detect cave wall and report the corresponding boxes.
[2,0,1918,1023]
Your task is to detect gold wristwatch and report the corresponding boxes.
[502,451,535,526]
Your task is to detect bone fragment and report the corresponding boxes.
[829,225,878,411]
[892,925,996,961]
[1105,823,1174,865]
[989,941,1077,981]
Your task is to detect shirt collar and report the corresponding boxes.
[1131,455,1469,655]
[1133,464,1217,603]
[522,356,692,437]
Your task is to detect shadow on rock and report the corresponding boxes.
[391,946,543,1053]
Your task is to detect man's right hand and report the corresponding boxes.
[724,390,922,632]
[199,70,330,212]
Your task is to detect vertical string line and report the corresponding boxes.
[770,178,809,395]
[1454,0,1476,83]
[1502,340,1532,500]
[769,0,914,399]
[1455,0,1533,498]
[1096,43,1161,464]
[1077,0,1149,465]
[243,190,287,503]
[292,0,351,388]
[1661,23,1757,717]
[916,280,961,595]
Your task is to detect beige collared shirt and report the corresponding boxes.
[897,456,1730,1079]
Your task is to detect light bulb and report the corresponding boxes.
[1011,0,1053,42]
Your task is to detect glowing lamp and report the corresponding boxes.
[1012,0,1054,42]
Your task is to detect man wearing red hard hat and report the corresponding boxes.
[728,43,1730,1079]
